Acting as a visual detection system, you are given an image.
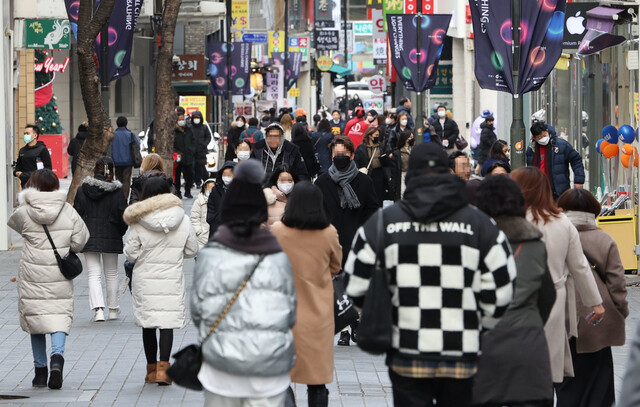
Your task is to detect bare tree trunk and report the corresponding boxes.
[67,0,116,203]
[154,0,182,178]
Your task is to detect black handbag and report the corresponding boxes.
[356,209,393,355]
[455,135,469,150]
[333,272,359,333]
[42,224,83,280]
[167,254,265,391]
[130,132,143,168]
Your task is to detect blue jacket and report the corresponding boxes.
[526,126,585,198]
[240,126,264,143]
[112,126,139,167]
[396,104,415,129]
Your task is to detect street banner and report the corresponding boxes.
[64,0,143,82]
[206,40,252,96]
[272,52,304,90]
[386,13,451,92]
[469,0,566,94]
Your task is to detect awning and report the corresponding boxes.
[577,6,627,55]
[172,81,211,93]
[586,6,626,32]
[329,65,351,77]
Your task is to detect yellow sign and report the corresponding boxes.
[179,95,207,116]
[289,88,300,97]
[317,55,334,72]
[231,0,249,30]
[634,93,639,124]
[268,30,285,57]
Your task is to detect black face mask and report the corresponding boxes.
[333,155,351,171]
[408,138,415,146]
[372,136,380,144]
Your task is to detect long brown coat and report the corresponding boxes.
[271,222,342,385]
[565,211,628,354]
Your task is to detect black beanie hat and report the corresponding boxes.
[406,142,449,180]
[220,160,268,225]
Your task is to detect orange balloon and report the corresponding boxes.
[622,153,631,168]
[622,143,634,155]
[636,152,639,168]
[602,143,619,159]
[599,140,612,154]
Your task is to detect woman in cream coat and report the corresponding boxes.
[124,177,198,385]
[8,169,89,390]
[511,167,604,384]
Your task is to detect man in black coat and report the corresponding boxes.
[251,122,309,185]
[431,105,460,152]
[174,112,196,198]
[14,124,52,187]
[68,122,88,175]
[206,161,236,240]
[190,110,212,188]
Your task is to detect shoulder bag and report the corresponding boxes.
[357,209,393,354]
[130,132,143,168]
[42,225,83,280]
[455,134,469,150]
[167,254,266,391]
[359,147,377,175]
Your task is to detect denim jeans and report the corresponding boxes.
[31,332,66,368]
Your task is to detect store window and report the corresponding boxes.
[115,76,134,115]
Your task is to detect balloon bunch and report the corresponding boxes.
[595,125,638,200]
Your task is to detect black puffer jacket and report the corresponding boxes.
[477,122,497,165]
[73,176,128,253]
[129,169,174,205]
[190,111,212,163]
[68,128,87,173]
[14,141,53,187]
[207,161,237,240]
[432,117,460,148]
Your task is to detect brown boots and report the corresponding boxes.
[145,363,157,383]
[155,361,172,385]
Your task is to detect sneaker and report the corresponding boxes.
[94,308,105,322]
[184,193,193,199]
[337,331,351,346]
[108,308,120,320]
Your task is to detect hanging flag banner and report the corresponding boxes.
[372,9,387,65]
[468,0,567,95]
[206,39,252,96]
[386,13,452,93]
[272,52,304,90]
[64,0,143,82]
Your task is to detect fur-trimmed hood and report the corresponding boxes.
[494,215,543,243]
[17,188,68,225]
[81,176,123,200]
[123,193,184,233]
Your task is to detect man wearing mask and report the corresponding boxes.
[527,121,584,198]
[190,111,213,188]
[251,122,309,185]
[330,110,346,136]
[206,161,236,240]
[14,124,52,188]
[345,107,369,147]
[396,97,415,129]
[174,112,196,199]
[432,105,460,153]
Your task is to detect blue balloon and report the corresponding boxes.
[619,124,635,143]
[602,125,618,142]
[596,139,605,153]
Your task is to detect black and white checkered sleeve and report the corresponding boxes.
[345,226,376,309]
[479,230,516,327]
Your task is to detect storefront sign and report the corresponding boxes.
[26,19,71,50]
[266,65,284,100]
[288,37,309,62]
[34,57,70,74]
[268,30,285,57]
[363,98,384,114]
[314,30,340,51]
[431,65,453,95]
[562,3,598,50]
[315,0,333,22]
[372,9,387,65]
[242,33,268,43]
[179,95,207,116]
[317,56,334,71]
[171,55,205,81]
[289,88,300,97]
[339,22,354,54]
[353,21,372,35]
[368,75,386,94]
[231,0,250,31]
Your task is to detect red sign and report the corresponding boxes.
[34,57,70,74]
[423,0,433,14]
[405,0,417,14]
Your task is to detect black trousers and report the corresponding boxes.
[389,369,473,407]
[555,338,615,407]
[142,328,173,364]
[193,161,208,186]
[174,162,193,195]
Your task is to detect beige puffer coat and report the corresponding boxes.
[190,192,210,249]
[264,186,288,228]
[7,188,89,335]
[124,193,198,329]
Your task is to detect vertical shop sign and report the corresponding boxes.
[232,0,250,30]
[315,0,332,21]
[383,0,404,31]
[372,9,387,65]
[268,30,285,57]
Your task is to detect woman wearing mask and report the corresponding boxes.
[73,157,128,322]
[225,116,246,162]
[312,119,335,175]
[129,153,174,205]
[123,177,198,385]
[365,110,378,128]
[481,140,510,177]
[511,167,604,385]
[271,182,342,407]
[207,161,237,240]
[190,178,216,250]
[555,189,628,407]
[192,160,296,406]
[234,140,252,162]
[8,169,89,389]
[389,130,414,200]
[280,113,294,141]
[264,165,299,228]
[387,112,411,153]
[354,127,387,206]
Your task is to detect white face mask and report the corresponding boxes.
[177,120,186,127]
[385,118,392,125]
[277,182,294,195]
[193,118,201,125]
[222,176,233,186]
[438,110,446,118]
[236,151,250,161]
[236,121,245,128]
[537,136,550,146]
[400,119,408,127]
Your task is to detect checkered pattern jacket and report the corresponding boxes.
[345,204,516,361]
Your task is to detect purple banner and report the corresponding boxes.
[469,0,566,95]
[65,0,143,82]
[271,52,303,90]
[206,39,252,96]
[386,14,451,93]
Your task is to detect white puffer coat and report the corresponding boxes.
[190,192,210,249]
[123,193,198,329]
[7,188,89,335]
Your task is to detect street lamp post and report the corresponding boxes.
[226,0,233,132]
[510,0,526,168]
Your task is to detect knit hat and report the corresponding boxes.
[295,107,307,117]
[407,142,449,178]
[220,160,268,225]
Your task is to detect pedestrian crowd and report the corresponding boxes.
[6,102,635,407]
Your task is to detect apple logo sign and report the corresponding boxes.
[566,11,586,35]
